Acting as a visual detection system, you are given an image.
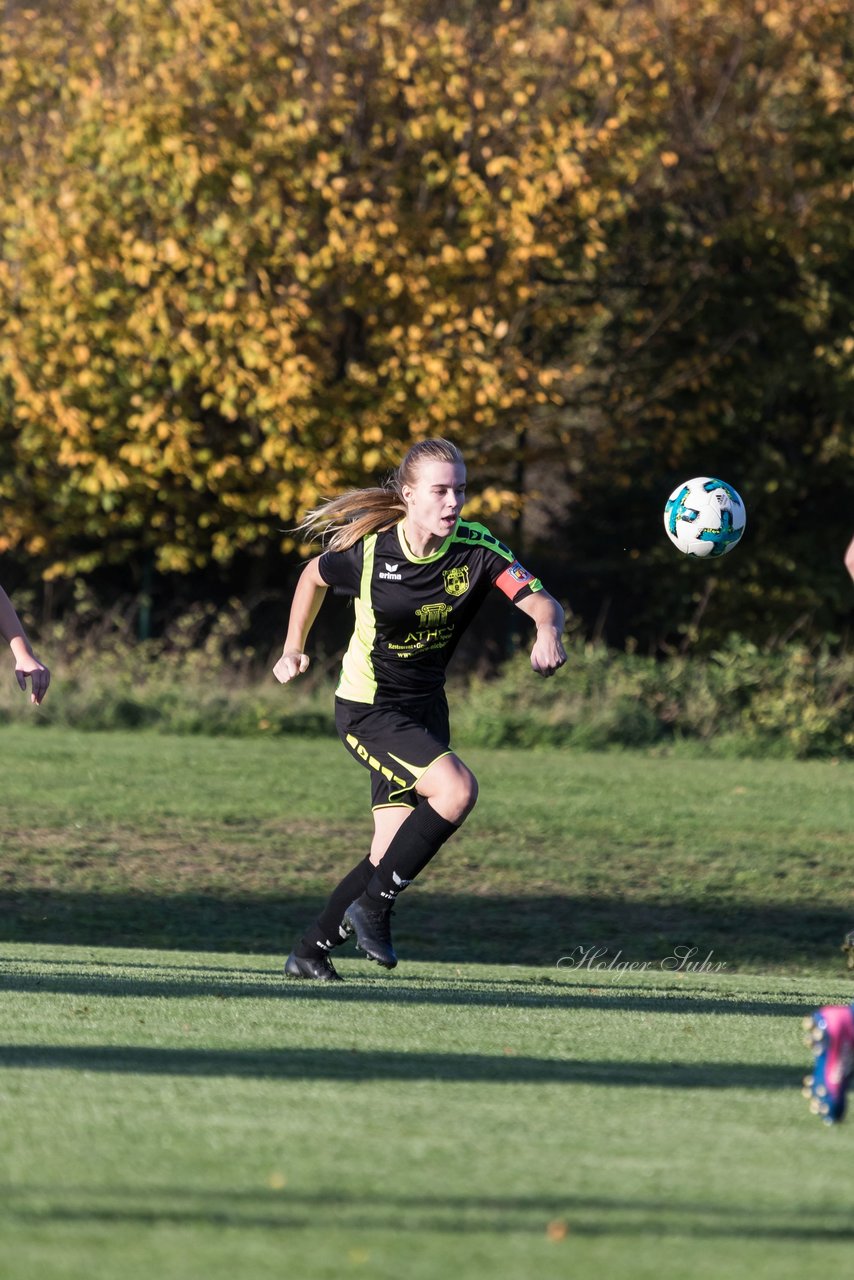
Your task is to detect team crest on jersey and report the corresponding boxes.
[443,565,470,597]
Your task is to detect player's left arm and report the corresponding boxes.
[514,590,567,678]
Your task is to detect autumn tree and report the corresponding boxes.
[0,0,851,647]
[1,0,595,575]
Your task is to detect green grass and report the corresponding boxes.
[2,945,854,1280]
[2,726,852,971]
[2,725,854,1277]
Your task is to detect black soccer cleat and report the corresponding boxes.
[343,896,398,969]
[284,950,344,982]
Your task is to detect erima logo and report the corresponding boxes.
[379,561,402,581]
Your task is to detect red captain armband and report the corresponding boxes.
[495,560,542,601]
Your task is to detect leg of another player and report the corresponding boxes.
[803,1004,854,1124]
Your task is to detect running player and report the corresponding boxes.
[1,582,50,704]
[803,534,854,1123]
[803,1007,854,1123]
[274,438,566,980]
[844,535,854,968]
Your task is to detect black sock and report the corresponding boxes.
[297,855,374,954]
[363,802,459,905]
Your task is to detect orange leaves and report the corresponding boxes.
[0,0,851,584]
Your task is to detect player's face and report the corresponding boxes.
[402,460,467,548]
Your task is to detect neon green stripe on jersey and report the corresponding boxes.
[451,520,515,562]
[335,533,379,704]
[454,521,543,592]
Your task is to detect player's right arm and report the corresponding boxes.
[845,535,854,586]
[1,583,50,704]
[273,557,328,684]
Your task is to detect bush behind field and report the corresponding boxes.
[2,603,852,758]
[456,640,854,759]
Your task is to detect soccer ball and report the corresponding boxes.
[663,477,746,558]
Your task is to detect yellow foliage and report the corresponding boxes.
[0,0,850,578]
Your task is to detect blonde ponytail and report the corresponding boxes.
[297,438,465,552]
[297,487,406,552]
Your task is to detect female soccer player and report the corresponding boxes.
[803,534,854,1123]
[274,437,566,980]
[1,582,50,704]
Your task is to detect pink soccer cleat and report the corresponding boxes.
[803,1005,854,1124]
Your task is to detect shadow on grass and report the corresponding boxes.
[0,1042,797,1089]
[1,889,851,973]
[8,1187,854,1240]
[0,960,820,1018]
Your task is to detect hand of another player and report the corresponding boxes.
[530,627,567,679]
[15,655,50,704]
[273,650,310,684]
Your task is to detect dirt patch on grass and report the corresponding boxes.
[0,820,362,894]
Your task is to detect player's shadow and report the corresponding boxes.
[0,1042,797,1090]
[1,888,850,972]
[0,961,821,1019]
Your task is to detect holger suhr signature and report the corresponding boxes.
[556,944,726,979]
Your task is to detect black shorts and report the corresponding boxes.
[334,696,452,810]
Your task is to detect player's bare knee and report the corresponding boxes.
[448,765,478,821]
[418,755,478,822]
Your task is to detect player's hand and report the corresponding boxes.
[15,655,50,704]
[530,627,567,679]
[273,651,310,684]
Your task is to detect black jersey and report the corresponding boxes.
[317,518,543,705]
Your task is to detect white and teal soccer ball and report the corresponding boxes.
[663,477,746,558]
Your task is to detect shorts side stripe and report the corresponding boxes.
[345,733,408,788]
[387,748,453,783]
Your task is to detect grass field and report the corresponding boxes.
[2,726,854,1278]
[3,946,854,1280]
[2,726,852,969]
